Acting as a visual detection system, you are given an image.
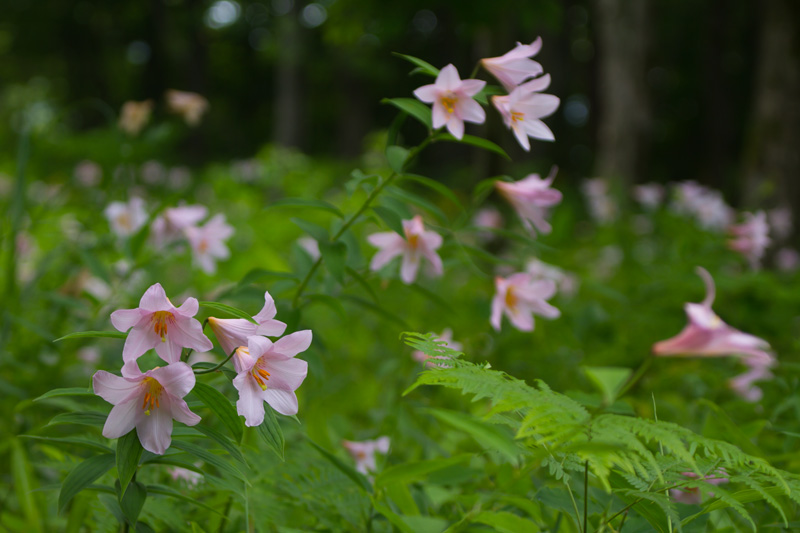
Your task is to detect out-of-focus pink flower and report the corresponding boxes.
[728,211,771,270]
[491,273,560,332]
[297,236,321,260]
[776,247,800,272]
[768,206,792,241]
[495,167,562,236]
[526,258,579,298]
[93,361,200,455]
[492,76,559,149]
[119,100,153,136]
[78,346,101,365]
[633,183,665,210]
[111,283,213,366]
[412,329,462,368]
[151,205,209,248]
[670,471,728,505]
[185,214,234,274]
[74,160,102,187]
[581,178,618,225]
[232,333,310,426]
[166,90,209,126]
[413,64,485,140]
[481,38,544,91]
[368,215,443,284]
[167,167,192,190]
[342,437,390,474]
[729,363,773,402]
[104,197,148,237]
[653,267,775,370]
[670,182,734,232]
[140,160,166,184]
[208,291,287,356]
[169,467,203,487]
[472,207,504,243]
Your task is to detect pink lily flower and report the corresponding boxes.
[491,76,559,149]
[165,89,209,126]
[185,214,234,274]
[111,283,213,366]
[491,273,560,332]
[481,38,545,91]
[151,205,209,248]
[670,471,729,505]
[92,361,200,455]
[208,291,287,356]
[169,466,203,487]
[495,167,563,236]
[729,362,773,402]
[367,215,443,284]
[232,333,311,426]
[652,267,775,366]
[413,64,486,140]
[342,437,390,474]
[728,211,770,270]
[412,328,462,368]
[104,197,147,237]
[633,183,665,211]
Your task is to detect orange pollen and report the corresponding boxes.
[141,377,163,415]
[505,286,518,309]
[511,111,524,123]
[151,311,175,340]
[440,95,457,114]
[252,363,271,390]
[198,239,209,253]
[406,232,419,249]
[116,213,132,230]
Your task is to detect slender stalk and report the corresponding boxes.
[616,356,653,399]
[218,495,233,532]
[565,480,584,533]
[193,348,237,374]
[583,460,589,533]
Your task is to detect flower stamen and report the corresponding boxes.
[251,362,271,391]
[141,377,164,416]
[440,95,457,114]
[152,310,175,341]
[505,286,518,310]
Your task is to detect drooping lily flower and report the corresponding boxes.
[491,76,559,149]
[411,328,462,368]
[165,90,209,126]
[495,167,562,236]
[92,361,200,455]
[111,283,213,366]
[481,38,544,91]
[232,333,311,426]
[491,273,560,332]
[670,471,729,505]
[367,215,443,284]
[104,197,148,237]
[728,211,770,270]
[652,267,774,366]
[342,437,390,474]
[413,64,486,140]
[151,205,209,248]
[119,100,153,136]
[184,214,234,274]
[208,291,287,355]
[729,362,773,402]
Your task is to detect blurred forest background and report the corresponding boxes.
[1,0,798,230]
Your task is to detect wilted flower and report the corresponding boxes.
[492,76,559,149]
[728,211,770,270]
[74,160,102,187]
[368,215,443,284]
[166,90,209,126]
[581,178,618,225]
[111,283,213,366]
[670,471,729,505]
[491,273,560,332]
[413,64,486,140]
[342,437,390,474]
[104,197,148,237]
[232,333,311,426]
[208,291,287,356]
[481,38,544,91]
[93,361,200,455]
[412,329,462,368]
[653,267,776,400]
[185,214,234,274]
[119,99,153,136]
[151,204,209,248]
[495,167,562,236]
[633,183,665,211]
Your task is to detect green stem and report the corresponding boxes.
[583,460,589,533]
[469,61,482,79]
[616,356,653,399]
[193,348,237,374]
[565,480,583,533]
[218,495,233,532]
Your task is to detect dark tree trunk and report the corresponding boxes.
[272,6,304,148]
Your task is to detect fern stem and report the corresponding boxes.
[583,460,589,533]
[565,480,583,533]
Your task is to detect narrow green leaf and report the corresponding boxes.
[47,411,108,428]
[472,511,541,533]
[135,521,157,533]
[425,408,522,465]
[191,424,248,467]
[146,484,224,516]
[21,435,113,453]
[59,453,116,513]
[472,84,505,105]
[435,133,511,160]
[308,439,373,494]
[583,366,633,405]
[238,268,298,287]
[116,430,143,495]
[291,217,329,242]
[319,240,348,283]
[199,301,256,323]
[170,440,248,482]
[303,293,347,320]
[340,295,410,329]
[119,480,147,525]
[372,500,415,533]
[98,492,126,526]
[381,98,432,128]
[386,145,409,173]
[371,206,404,236]
[191,382,244,444]
[399,173,464,210]
[11,439,43,533]
[392,52,440,77]
[375,454,472,489]
[267,198,344,218]
[34,387,94,402]
[345,267,379,304]
[256,406,285,461]
[54,331,127,342]
[386,185,448,223]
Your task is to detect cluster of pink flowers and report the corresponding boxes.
[727,211,770,270]
[670,181,734,232]
[652,267,776,402]
[93,283,310,454]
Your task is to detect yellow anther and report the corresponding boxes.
[511,111,524,123]
[505,286,517,309]
[440,96,457,114]
[152,311,175,340]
